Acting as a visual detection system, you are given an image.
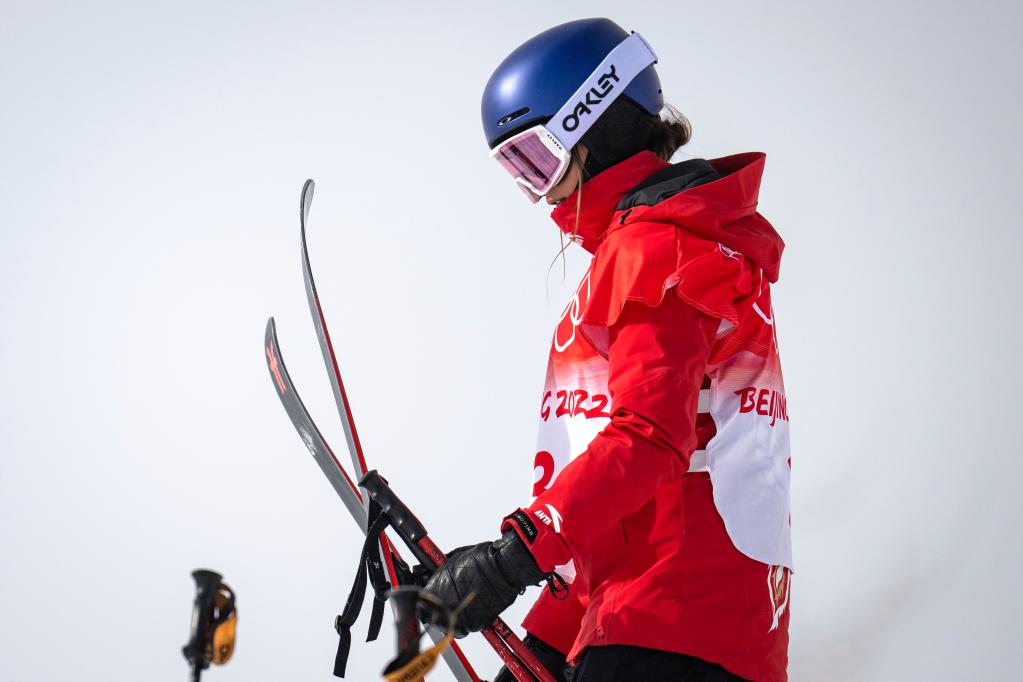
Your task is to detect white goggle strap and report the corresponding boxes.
[548,32,658,150]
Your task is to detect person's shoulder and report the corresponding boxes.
[589,219,763,328]
[580,220,694,328]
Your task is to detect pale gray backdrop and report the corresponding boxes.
[1,1,1020,680]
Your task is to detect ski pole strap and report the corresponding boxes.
[365,535,391,646]
[333,501,392,678]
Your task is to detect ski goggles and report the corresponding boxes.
[490,32,658,202]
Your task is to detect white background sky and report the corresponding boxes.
[1,1,1020,680]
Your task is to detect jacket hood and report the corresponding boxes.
[551,150,784,282]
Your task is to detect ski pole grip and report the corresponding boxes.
[182,569,223,674]
[389,586,423,659]
[359,470,428,545]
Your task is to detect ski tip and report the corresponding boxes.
[300,179,315,226]
[265,316,276,339]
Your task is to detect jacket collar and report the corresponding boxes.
[549,151,783,284]
[550,151,669,254]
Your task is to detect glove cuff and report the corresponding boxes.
[501,508,572,573]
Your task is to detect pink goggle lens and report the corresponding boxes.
[493,132,564,195]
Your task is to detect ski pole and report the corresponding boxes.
[360,470,556,682]
[182,570,237,682]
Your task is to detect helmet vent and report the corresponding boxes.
[498,107,530,127]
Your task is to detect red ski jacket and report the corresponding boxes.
[502,151,791,681]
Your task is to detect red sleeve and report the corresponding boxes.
[503,290,718,570]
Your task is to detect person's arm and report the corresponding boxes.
[504,290,718,570]
[419,290,718,639]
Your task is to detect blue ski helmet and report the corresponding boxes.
[481,18,663,149]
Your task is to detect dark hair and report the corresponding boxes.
[649,104,692,161]
[579,98,692,179]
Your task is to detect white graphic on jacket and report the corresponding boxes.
[532,262,793,574]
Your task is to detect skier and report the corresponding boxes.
[421,18,792,682]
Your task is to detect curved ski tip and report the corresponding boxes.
[265,316,277,340]
[300,179,315,222]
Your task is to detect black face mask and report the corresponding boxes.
[579,97,659,181]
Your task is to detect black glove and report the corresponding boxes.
[494,634,569,682]
[420,529,546,638]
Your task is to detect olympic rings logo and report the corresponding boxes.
[554,271,592,353]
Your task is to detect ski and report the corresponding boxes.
[296,181,405,643]
[294,180,482,682]
[264,318,481,682]
[298,180,370,502]
[264,318,368,527]
[266,179,553,682]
